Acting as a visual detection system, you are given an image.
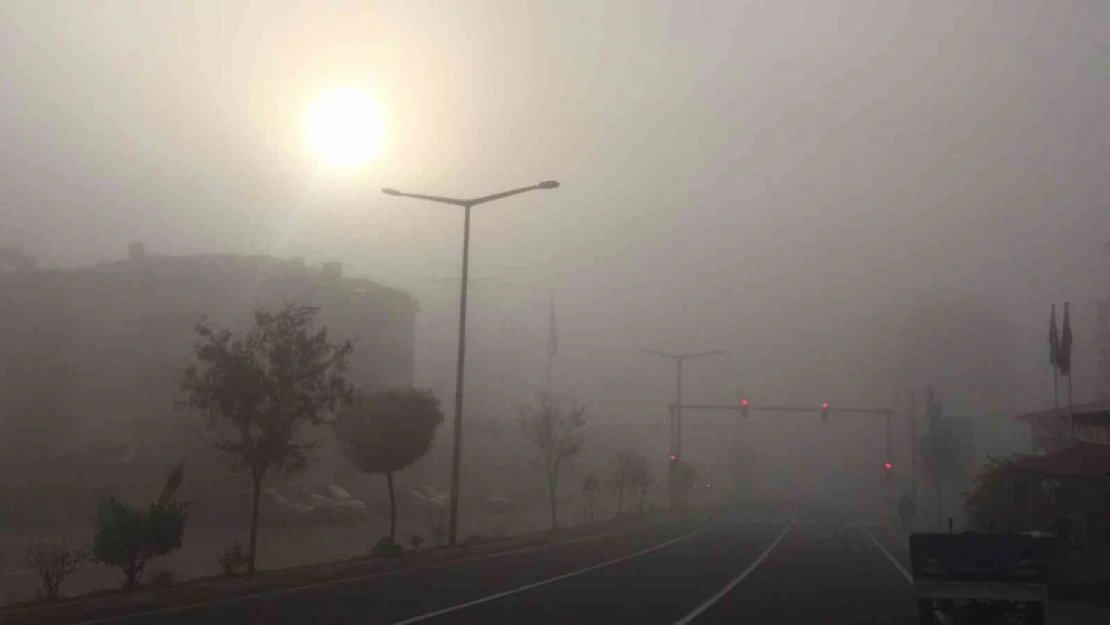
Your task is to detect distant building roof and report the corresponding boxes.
[26,252,420,313]
[1013,399,1110,425]
[1012,399,1110,452]
[1005,442,1110,478]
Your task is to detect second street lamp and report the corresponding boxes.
[381,181,559,546]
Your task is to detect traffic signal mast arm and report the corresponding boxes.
[672,402,893,416]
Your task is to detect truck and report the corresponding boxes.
[909,531,1060,625]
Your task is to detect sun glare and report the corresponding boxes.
[305,87,385,168]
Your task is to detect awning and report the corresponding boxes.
[1005,442,1110,478]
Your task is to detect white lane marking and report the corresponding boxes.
[671,519,795,625]
[862,526,913,584]
[391,525,714,625]
[65,528,629,625]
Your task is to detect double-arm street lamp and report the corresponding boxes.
[382,181,559,545]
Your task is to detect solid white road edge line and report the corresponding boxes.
[861,527,913,584]
[69,527,629,625]
[391,525,715,625]
[671,519,795,625]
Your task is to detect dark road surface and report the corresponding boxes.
[82,515,920,625]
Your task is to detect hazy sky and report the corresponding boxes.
[2,1,1108,444]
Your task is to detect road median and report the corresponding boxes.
[0,506,718,625]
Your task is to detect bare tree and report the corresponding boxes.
[582,474,600,522]
[26,540,87,601]
[521,392,586,530]
[180,304,353,572]
[613,449,652,516]
[673,460,699,507]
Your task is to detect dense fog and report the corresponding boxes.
[1,0,1108,534]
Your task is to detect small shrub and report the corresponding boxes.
[26,539,87,601]
[371,536,402,558]
[93,497,188,590]
[94,465,188,591]
[147,568,175,589]
[217,542,248,576]
[408,534,425,550]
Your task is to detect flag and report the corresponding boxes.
[1049,304,1060,370]
[547,288,557,358]
[1059,301,1073,376]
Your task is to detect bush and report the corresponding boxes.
[217,542,249,576]
[408,534,425,550]
[26,540,87,601]
[371,536,402,558]
[93,497,188,590]
[147,568,175,589]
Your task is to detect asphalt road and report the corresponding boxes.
[78,514,921,625]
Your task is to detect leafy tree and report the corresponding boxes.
[612,449,652,516]
[521,392,586,530]
[333,388,444,544]
[582,474,600,521]
[93,464,188,590]
[963,455,1021,533]
[26,540,86,601]
[180,304,353,572]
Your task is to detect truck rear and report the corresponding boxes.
[910,532,1060,625]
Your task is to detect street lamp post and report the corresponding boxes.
[639,348,724,504]
[382,181,559,545]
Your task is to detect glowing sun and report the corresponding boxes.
[304,87,385,168]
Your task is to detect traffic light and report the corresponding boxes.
[883,461,893,472]
[821,401,829,422]
[669,454,676,462]
[740,398,749,419]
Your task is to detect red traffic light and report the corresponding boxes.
[821,401,829,409]
[741,399,749,407]
[669,454,676,461]
[820,401,829,421]
[740,398,749,419]
[884,461,893,471]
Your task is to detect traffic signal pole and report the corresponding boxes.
[675,401,897,519]
[639,348,725,507]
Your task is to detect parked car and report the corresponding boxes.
[480,494,513,515]
[383,486,448,516]
[327,485,369,516]
[287,485,367,522]
[411,486,449,506]
[262,488,317,525]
